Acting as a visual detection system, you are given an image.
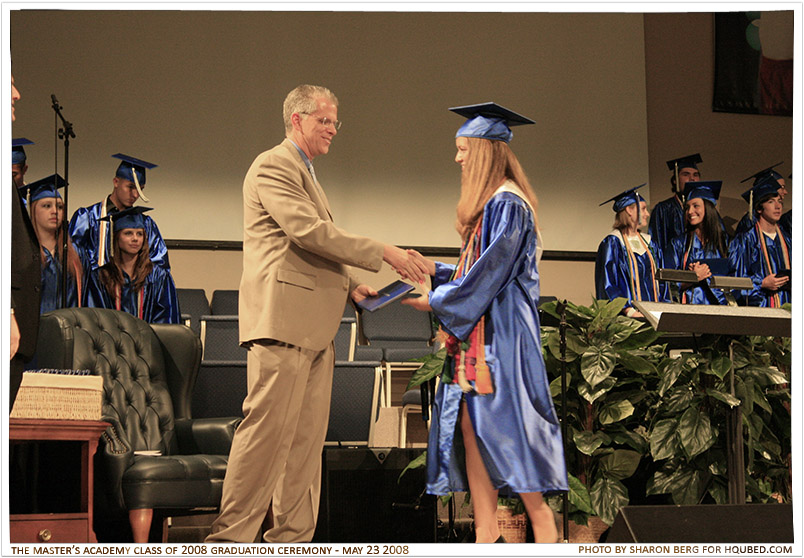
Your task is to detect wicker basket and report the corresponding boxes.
[11,371,102,421]
[496,506,528,543]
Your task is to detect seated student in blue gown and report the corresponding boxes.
[596,184,669,318]
[69,153,170,273]
[401,103,567,544]
[729,175,792,307]
[85,206,180,323]
[648,153,702,252]
[19,174,87,313]
[734,163,790,237]
[665,180,729,305]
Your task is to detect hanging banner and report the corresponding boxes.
[713,11,793,116]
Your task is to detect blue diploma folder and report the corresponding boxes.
[356,280,415,312]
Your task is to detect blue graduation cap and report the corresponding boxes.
[100,205,153,231]
[18,174,67,208]
[112,153,157,203]
[449,102,535,143]
[12,138,33,165]
[683,180,722,205]
[740,162,784,185]
[98,206,153,263]
[599,183,647,213]
[666,153,702,172]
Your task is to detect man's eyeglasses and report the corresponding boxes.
[300,112,342,131]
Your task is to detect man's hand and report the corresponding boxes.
[761,273,789,291]
[383,245,429,284]
[10,312,20,360]
[350,283,379,303]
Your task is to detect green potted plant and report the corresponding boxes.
[539,298,665,529]
[644,332,791,505]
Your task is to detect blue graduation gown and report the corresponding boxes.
[85,265,181,324]
[40,246,87,313]
[728,226,792,307]
[648,195,685,251]
[595,231,669,310]
[426,191,568,496]
[69,197,170,271]
[665,234,728,305]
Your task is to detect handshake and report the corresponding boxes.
[351,247,435,312]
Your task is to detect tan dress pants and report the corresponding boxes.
[206,339,334,543]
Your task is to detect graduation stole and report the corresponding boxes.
[443,219,493,395]
[114,282,145,320]
[680,233,710,305]
[622,231,659,303]
[756,222,790,308]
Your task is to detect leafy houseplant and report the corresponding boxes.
[644,333,791,506]
[539,298,664,527]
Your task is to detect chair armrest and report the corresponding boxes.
[95,416,135,516]
[199,314,239,322]
[151,323,202,420]
[174,417,241,456]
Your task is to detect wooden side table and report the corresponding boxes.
[9,418,110,543]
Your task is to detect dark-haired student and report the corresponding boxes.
[729,175,791,307]
[648,154,702,252]
[664,180,729,305]
[84,206,180,323]
[734,164,789,237]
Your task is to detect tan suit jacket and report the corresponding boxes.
[239,138,384,351]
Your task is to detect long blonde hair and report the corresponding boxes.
[455,137,538,240]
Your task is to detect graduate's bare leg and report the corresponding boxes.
[460,401,500,543]
[520,492,558,543]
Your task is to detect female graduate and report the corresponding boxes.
[595,184,669,317]
[85,206,180,323]
[729,175,792,307]
[22,174,85,313]
[402,103,567,543]
[665,181,729,305]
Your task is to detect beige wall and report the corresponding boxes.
[643,12,794,229]
[11,10,648,253]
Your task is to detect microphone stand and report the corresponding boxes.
[556,299,570,543]
[51,95,75,309]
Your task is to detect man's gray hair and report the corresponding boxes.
[283,85,338,133]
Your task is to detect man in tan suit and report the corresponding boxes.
[206,85,426,543]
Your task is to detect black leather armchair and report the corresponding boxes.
[37,308,239,542]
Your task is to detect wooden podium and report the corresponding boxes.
[9,419,110,543]
[633,302,791,504]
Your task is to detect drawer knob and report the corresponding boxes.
[38,529,52,542]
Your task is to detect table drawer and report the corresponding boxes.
[10,517,90,543]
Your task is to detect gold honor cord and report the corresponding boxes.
[624,232,659,304]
